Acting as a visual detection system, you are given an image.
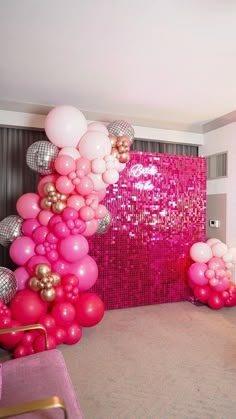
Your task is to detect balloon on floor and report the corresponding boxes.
[188,238,236,309]
[0,106,134,357]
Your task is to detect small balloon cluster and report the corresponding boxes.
[188,238,236,310]
[0,106,134,357]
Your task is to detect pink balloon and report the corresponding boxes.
[67,195,85,211]
[38,174,59,197]
[204,269,215,279]
[187,262,208,286]
[56,176,74,194]
[22,218,40,237]
[208,256,225,271]
[83,219,99,237]
[10,290,48,325]
[10,236,35,265]
[208,292,224,310]
[52,259,70,276]
[32,226,49,244]
[88,122,108,134]
[76,157,91,175]
[75,176,94,196]
[16,193,41,219]
[14,267,29,290]
[214,277,230,292]
[79,206,95,221]
[51,302,76,327]
[95,204,107,219]
[69,255,98,292]
[64,322,83,345]
[79,131,111,160]
[45,105,87,148]
[54,154,76,175]
[37,210,54,226]
[95,188,107,202]
[58,234,89,262]
[190,242,212,263]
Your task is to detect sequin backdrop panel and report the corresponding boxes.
[89,152,206,310]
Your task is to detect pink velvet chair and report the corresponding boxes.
[0,325,84,418]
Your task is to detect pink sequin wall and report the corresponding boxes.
[89,151,206,310]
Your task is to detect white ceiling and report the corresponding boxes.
[0,0,236,133]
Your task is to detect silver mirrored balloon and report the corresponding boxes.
[96,211,112,235]
[26,141,59,175]
[0,267,17,304]
[107,120,135,144]
[0,215,24,247]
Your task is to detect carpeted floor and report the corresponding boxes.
[2,301,236,418]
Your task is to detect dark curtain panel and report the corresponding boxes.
[131,139,199,156]
[0,127,48,269]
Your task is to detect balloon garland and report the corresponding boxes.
[0,106,134,357]
[188,238,236,309]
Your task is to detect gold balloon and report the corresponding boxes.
[29,277,41,291]
[119,152,130,163]
[51,273,61,286]
[40,288,56,302]
[43,182,56,195]
[41,197,52,209]
[35,263,51,278]
[53,201,66,213]
[109,134,117,147]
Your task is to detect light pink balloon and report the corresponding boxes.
[190,242,212,263]
[45,106,87,148]
[59,147,80,159]
[22,218,40,237]
[14,267,29,291]
[69,255,98,292]
[102,169,119,184]
[88,122,109,134]
[211,242,228,257]
[78,131,111,160]
[206,238,221,247]
[95,189,107,202]
[89,173,108,191]
[204,269,215,279]
[82,219,99,237]
[67,195,85,211]
[10,237,35,265]
[16,193,41,219]
[54,154,76,175]
[95,204,107,219]
[58,234,89,262]
[91,158,106,174]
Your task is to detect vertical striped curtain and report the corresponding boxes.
[131,139,199,156]
[0,127,48,269]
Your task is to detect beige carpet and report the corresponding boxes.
[2,301,236,418]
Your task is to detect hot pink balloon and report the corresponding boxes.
[58,234,89,262]
[52,259,70,276]
[69,255,98,292]
[26,255,50,276]
[190,242,212,263]
[79,131,111,160]
[16,193,41,219]
[10,236,35,265]
[187,262,208,286]
[22,218,40,237]
[45,105,87,148]
[214,277,230,292]
[14,267,29,290]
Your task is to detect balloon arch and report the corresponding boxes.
[0,105,134,357]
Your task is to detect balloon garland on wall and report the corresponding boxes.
[188,238,236,309]
[0,106,134,357]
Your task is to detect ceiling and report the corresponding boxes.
[0,0,236,133]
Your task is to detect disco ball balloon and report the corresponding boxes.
[0,215,24,247]
[0,267,17,304]
[107,120,135,144]
[96,211,112,235]
[26,141,59,175]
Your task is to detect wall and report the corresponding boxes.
[200,121,236,247]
